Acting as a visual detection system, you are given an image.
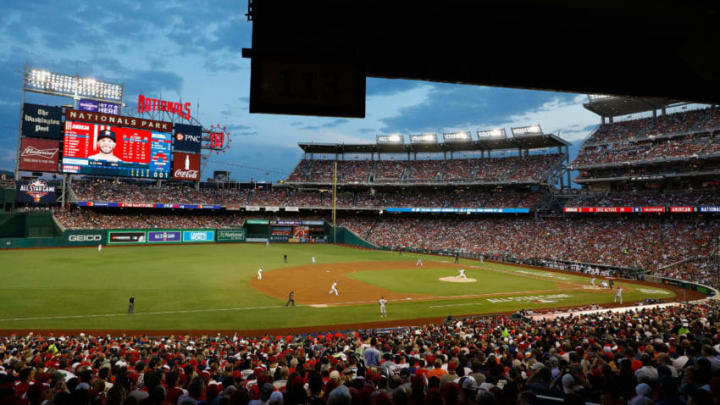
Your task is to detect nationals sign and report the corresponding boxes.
[172,152,201,181]
[66,109,172,132]
[138,94,191,120]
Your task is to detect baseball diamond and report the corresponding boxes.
[0,243,682,333]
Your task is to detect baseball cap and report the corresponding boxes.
[98,129,116,142]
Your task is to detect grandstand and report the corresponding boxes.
[4,95,720,405]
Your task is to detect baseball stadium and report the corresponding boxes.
[1,1,720,405]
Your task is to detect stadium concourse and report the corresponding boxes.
[1,302,719,405]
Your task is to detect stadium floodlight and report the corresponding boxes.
[587,94,616,102]
[511,124,543,136]
[477,128,507,139]
[443,131,472,142]
[377,134,404,144]
[24,68,123,104]
[410,133,438,144]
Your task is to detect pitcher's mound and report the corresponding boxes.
[439,276,477,283]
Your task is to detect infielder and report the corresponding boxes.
[601,280,609,289]
[416,256,423,267]
[312,256,316,264]
[257,266,263,280]
[379,296,387,317]
[614,287,623,304]
[329,281,339,296]
[591,277,596,287]
[98,244,102,252]
[457,268,467,279]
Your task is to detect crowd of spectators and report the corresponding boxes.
[575,161,720,181]
[585,107,720,145]
[570,136,716,169]
[70,180,544,210]
[342,216,720,287]
[564,191,720,208]
[286,154,563,185]
[2,301,720,405]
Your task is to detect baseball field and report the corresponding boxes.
[0,243,678,334]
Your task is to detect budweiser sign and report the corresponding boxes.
[19,137,59,172]
[138,94,191,120]
[172,152,201,181]
[66,109,173,132]
[22,145,58,159]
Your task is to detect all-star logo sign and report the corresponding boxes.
[138,94,191,120]
[17,179,56,203]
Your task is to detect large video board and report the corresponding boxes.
[62,121,172,178]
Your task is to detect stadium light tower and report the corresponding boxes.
[377,134,404,144]
[477,128,507,139]
[443,131,472,142]
[17,67,124,181]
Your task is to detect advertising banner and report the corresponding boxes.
[246,219,269,225]
[698,206,720,213]
[293,226,310,238]
[18,137,60,172]
[635,206,666,213]
[16,180,57,204]
[107,230,147,244]
[22,103,63,139]
[216,229,246,242]
[173,124,203,153]
[182,230,215,243]
[78,99,99,112]
[148,230,182,243]
[62,121,171,178]
[98,102,120,115]
[386,207,530,214]
[563,207,633,213]
[270,234,290,242]
[78,201,119,207]
[65,229,106,245]
[65,109,172,132]
[245,206,261,211]
[670,206,695,213]
[172,152,201,181]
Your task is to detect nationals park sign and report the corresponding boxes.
[65,109,173,132]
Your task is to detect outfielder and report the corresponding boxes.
[457,269,467,279]
[312,256,316,264]
[614,287,623,304]
[379,296,387,317]
[329,281,339,296]
[286,290,295,307]
[416,256,423,267]
[98,244,102,252]
[257,266,263,280]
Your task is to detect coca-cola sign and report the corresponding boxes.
[19,137,60,172]
[172,152,201,181]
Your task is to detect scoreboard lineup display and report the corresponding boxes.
[62,121,172,178]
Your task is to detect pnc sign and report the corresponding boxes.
[138,94,191,120]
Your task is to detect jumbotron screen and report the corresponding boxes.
[62,121,172,178]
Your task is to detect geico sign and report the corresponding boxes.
[69,234,102,242]
[189,233,208,241]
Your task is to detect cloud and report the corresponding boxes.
[367,78,422,97]
[298,118,349,131]
[379,84,578,133]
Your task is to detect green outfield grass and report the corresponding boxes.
[0,244,676,331]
